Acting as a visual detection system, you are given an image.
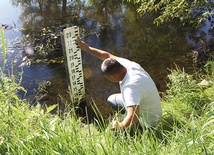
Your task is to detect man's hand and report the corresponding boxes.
[76,36,90,52]
[76,36,117,60]
[111,106,139,130]
[111,120,122,130]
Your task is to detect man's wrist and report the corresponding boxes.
[118,122,124,129]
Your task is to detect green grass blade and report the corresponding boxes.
[0,28,7,71]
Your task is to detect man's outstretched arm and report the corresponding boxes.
[76,37,118,60]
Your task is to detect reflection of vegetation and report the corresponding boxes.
[11,0,86,65]
[87,0,124,24]
[117,8,198,90]
[9,0,213,93]
[21,26,64,65]
[12,0,60,28]
[10,0,213,65]
[31,80,52,105]
[37,80,51,93]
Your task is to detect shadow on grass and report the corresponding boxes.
[148,112,185,144]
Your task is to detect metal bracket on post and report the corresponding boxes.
[61,26,85,104]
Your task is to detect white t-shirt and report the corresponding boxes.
[117,58,162,127]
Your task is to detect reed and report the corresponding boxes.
[0,28,6,71]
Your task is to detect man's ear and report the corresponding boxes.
[109,74,117,77]
[110,74,121,79]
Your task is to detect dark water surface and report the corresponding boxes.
[0,0,213,118]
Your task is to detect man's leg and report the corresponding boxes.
[107,93,126,114]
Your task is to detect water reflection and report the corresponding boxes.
[1,0,213,117]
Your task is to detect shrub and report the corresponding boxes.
[166,65,213,111]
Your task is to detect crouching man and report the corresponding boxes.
[76,37,162,134]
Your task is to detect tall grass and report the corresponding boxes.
[0,99,213,154]
[0,29,214,154]
[0,28,6,71]
[0,63,213,154]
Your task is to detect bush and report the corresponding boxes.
[166,64,213,111]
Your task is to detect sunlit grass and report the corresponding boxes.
[0,100,213,154]
[0,64,213,154]
[0,28,6,71]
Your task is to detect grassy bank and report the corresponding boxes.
[0,63,213,155]
[0,28,214,154]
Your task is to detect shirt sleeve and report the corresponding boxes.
[123,85,143,107]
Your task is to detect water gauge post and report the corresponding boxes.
[61,26,85,104]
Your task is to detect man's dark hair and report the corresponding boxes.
[101,58,124,75]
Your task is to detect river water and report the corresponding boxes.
[0,0,213,118]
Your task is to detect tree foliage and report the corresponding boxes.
[125,0,214,27]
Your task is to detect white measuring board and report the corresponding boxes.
[63,26,85,103]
